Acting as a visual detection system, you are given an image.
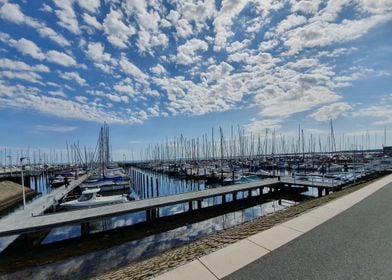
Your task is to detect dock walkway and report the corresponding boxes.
[0,175,87,235]
[0,177,342,237]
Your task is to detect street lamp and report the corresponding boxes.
[6,155,12,175]
[20,157,30,210]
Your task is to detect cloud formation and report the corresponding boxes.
[0,0,390,130]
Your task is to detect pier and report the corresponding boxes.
[0,174,87,234]
[0,176,348,237]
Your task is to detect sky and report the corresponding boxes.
[0,0,391,161]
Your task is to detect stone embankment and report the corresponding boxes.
[0,181,35,212]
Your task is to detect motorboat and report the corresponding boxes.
[60,188,129,209]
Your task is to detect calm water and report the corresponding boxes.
[0,167,309,279]
[41,167,270,243]
[4,200,291,280]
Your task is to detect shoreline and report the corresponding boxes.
[0,181,36,212]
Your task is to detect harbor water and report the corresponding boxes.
[0,167,309,279]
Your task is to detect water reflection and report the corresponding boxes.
[4,200,288,280]
[1,168,314,279]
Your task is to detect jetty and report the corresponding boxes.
[0,174,87,234]
[0,176,353,237]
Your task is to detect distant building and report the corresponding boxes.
[383,146,392,156]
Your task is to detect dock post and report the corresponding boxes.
[189,201,193,211]
[156,178,159,197]
[317,187,323,197]
[81,222,90,236]
[153,208,159,219]
[233,192,237,201]
[146,209,152,221]
[146,176,149,191]
[150,177,154,198]
[197,199,202,209]
[222,194,226,204]
[248,189,251,198]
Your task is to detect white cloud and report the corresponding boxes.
[39,4,53,13]
[0,58,49,72]
[0,70,42,84]
[284,14,391,55]
[88,89,129,103]
[8,38,77,67]
[103,9,136,48]
[46,51,77,67]
[34,125,78,132]
[150,64,167,76]
[119,56,148,82]
[310,102,352,121]
[53,0,80,34]
[276,14,307,34]
[176,38,209,65]
[113,84,136,96]
[357,0,392,14]
[0,3,70,46]
[147,106,159,117]
[291,0,321,14]
[75,95,88,103]
[258,39,279,52]
[213,0,249,51]
[83,13,102,30]
[52,0,100,33]
[353,105,392,125]
[76,0,100,13]
[106,93,129,103]
[36,25,70,47]
[136,29,169,53]
[0,2,24,24]
[162,0,217,39]
[0,85,140,124]
[86,42,112,62]
[48,90,67,97]
[60,71,86,86]
[201,62,234,84]
[244,119,282,134]
[12,38,45,60]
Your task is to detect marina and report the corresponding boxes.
[0,39,390,273]
[0,122,392,279]
[0,1,391,278]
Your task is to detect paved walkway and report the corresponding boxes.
[153,174,392,280]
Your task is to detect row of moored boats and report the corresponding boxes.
[51,167,133,209]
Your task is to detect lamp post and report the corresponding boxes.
[20,157,29,210]
[6,155,12,175]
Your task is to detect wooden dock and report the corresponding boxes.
[0,175,88,235]
[0,176,343,237]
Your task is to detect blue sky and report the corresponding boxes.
[0,0,391,161]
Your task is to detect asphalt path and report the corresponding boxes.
[224,182,392,280]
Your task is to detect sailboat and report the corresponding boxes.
[83,123,132,192]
